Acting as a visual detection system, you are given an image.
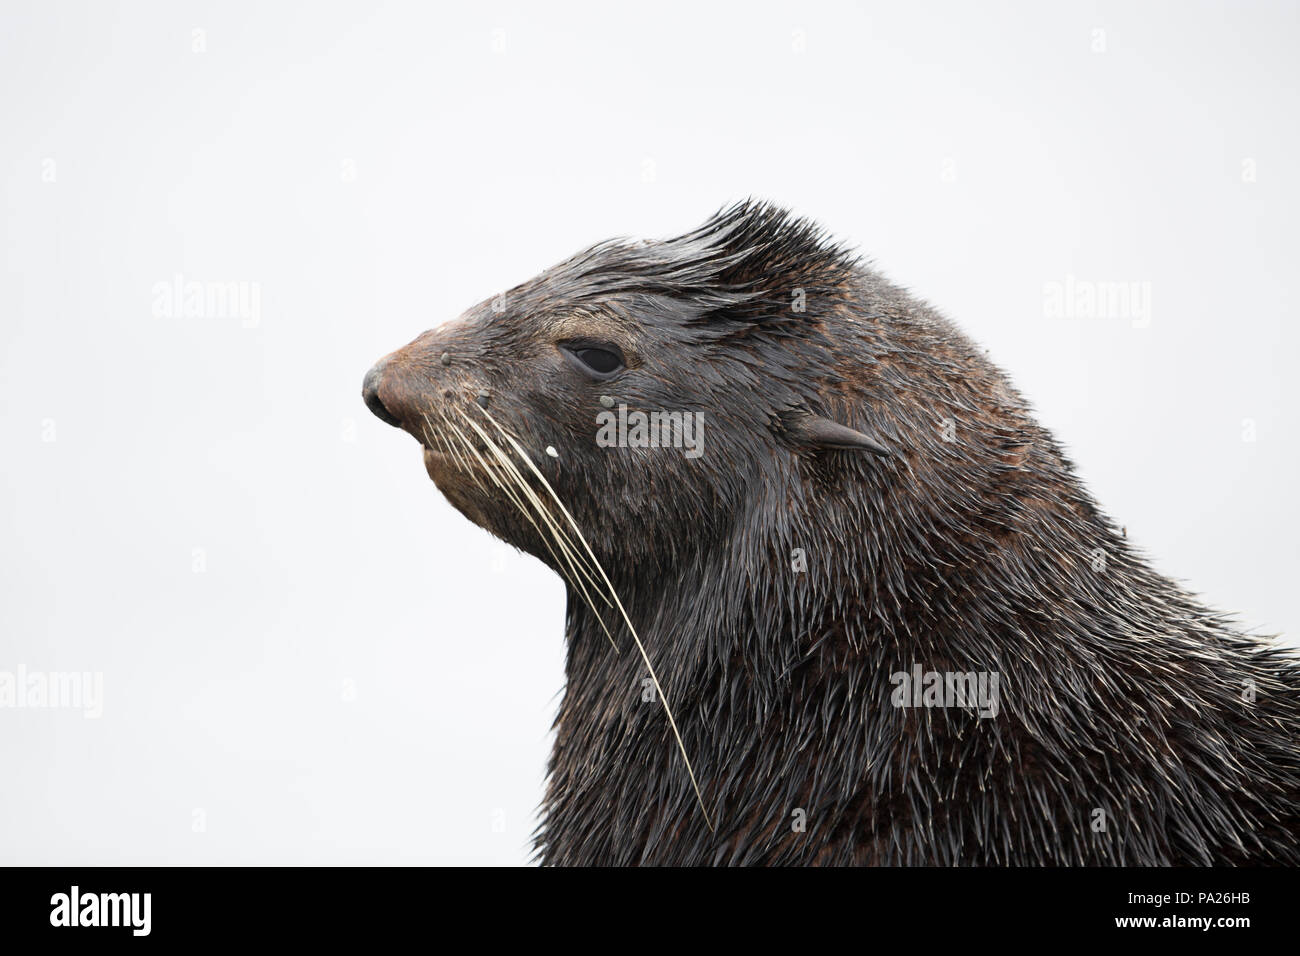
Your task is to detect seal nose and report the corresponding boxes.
[362,360,402,428]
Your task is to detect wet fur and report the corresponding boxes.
[370,201,1300,865]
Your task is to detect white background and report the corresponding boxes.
[1,0,1296,865]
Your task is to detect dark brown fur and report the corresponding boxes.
[364,201,1300,865]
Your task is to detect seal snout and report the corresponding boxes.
[362,359,402,428]
[363,337,469,447]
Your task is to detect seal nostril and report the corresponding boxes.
[362,364,402,428]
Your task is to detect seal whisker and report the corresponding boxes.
[421,410,489,495]
[449,415,617,644]
[443,420,569,563]
[470,403,716,832]
[459,410,621,616]
[445,417,616,643]
[454,418,610,607]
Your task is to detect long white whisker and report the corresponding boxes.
[471,404,715,831]
[422,410,488,495]
[457,416,609,605]
[452,416,617,647]
[447,419,616,645]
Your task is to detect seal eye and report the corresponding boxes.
[559,343,625,379]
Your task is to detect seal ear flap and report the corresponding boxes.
[788,415,892,456]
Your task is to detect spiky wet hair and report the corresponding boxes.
[539,199,863,322]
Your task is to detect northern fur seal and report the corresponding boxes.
[363,201,1300,865]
